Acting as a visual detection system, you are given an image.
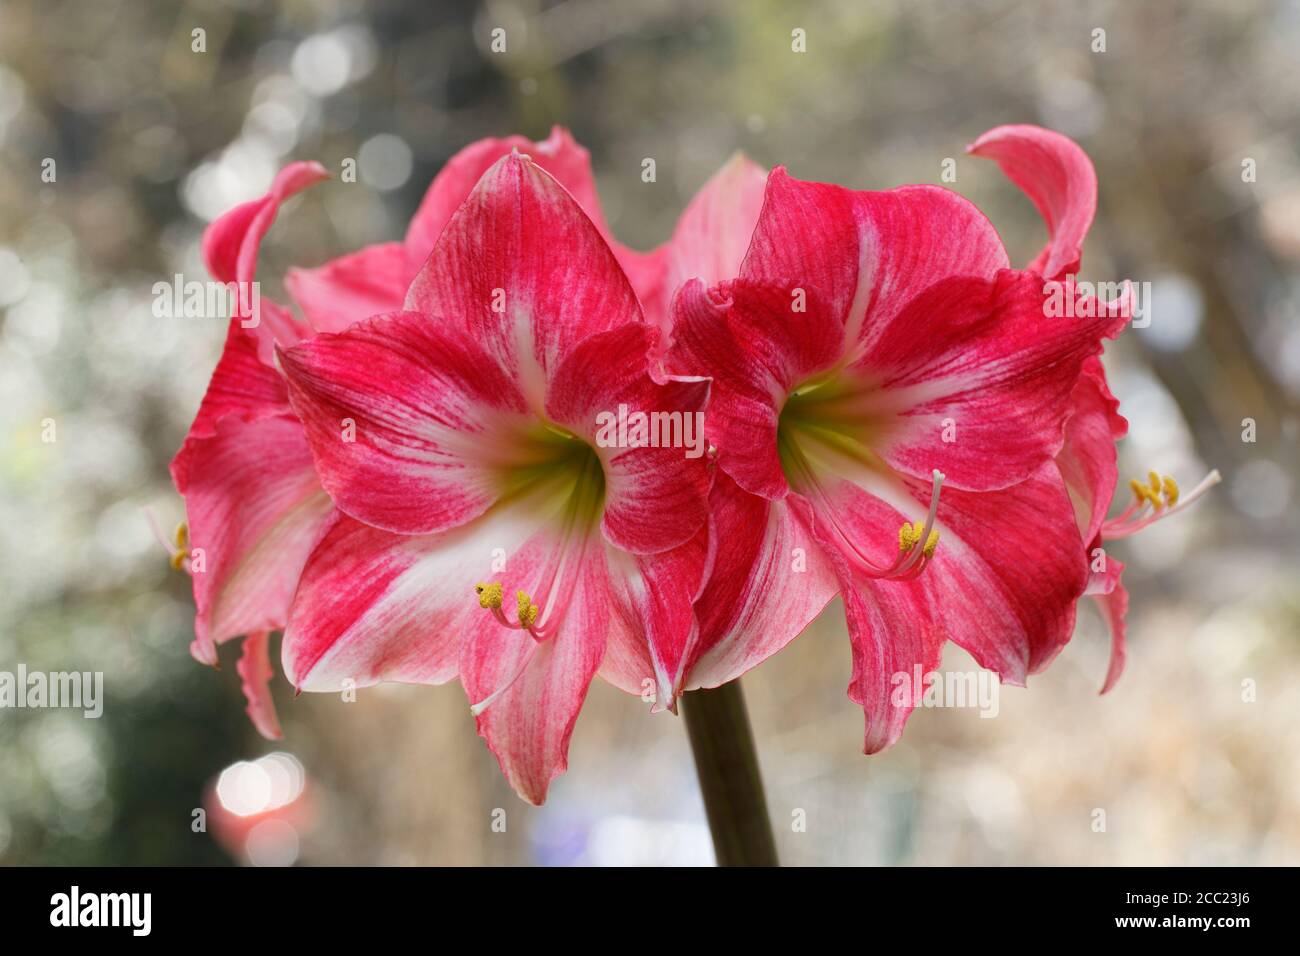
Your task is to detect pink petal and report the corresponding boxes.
[282,513,499,690]
[912,466,1089,682]
[603,526,710,712]
[1057,356,1128,545]
[545,322,711,554]
[742,169,1009,353]
[684,472,838,690]
[200,161,327,360]
[171,322,291,491]
[175,412,334,666]
[404,126,611,274]
[201,161,328,285]
[286,241,409,335]
[670,277,844,500]
[805,462,1087,687]
[277,311,532,536]
[237,631,283,740]
[631,154,768,343]
[968,124,1097,280]
[459,525,610,805]
[841,572,945,755]
[1085,548,1129,694]
[283,438,612,701]
[404,152,641,401]
[856,269,1127,492]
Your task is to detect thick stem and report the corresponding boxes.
[681,680,779,866]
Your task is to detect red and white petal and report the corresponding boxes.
[811,463,1087,685]
[286,241,409,335]
[636,154,768,339]
[546,322,711,554]
[968,124,1097,280]
[671,278,843,499]
[1057,357,1128,545]
[1085,548,1128,694]
[404,126,611,272]
[842,574,945,755]
[284,466,590,693]
[912,466,1088,682]
[602,526,710,712]
[789,474,943,752]
[200,161,327,359]
[284,514,508,691]
[858,269,1126,492]
[201,161,328,286]
[171,322,290,491]
[178,413,334,665]
[404,153,642,401]
[684,473,838,690]
[237,631,283,740]
[742,170,1009,352]
[459,527,610,806]
[277,311,532,536]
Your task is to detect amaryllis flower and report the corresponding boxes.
[669,124,1128,752]
[971,126,1221,694]
[171,131,610,735]
[276,152,711,803]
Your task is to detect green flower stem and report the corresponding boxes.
[681,679,779,867]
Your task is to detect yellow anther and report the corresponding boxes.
[516,591,540,628]
[1129,478,1149,504]
[897,521,938,559]
[898,522,921,552]
[475,582,504,610]
[169,548,187,571]
[1161,475,1179,507]
[174,522,188,549]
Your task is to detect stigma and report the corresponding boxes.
[1103,467,1220,539]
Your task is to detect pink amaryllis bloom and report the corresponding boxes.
[276,152,711,804]
[669,124,1128,752]
[170,131,609,737]
[970,126,1221,694]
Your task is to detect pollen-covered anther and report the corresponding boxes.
[1105,468,1220,539]
[897,520,939,558]
[169,522,189,571]
[1161,475,1179,507]
[516,591,540,628]
[898,522,920,552]
[475,582,504,610]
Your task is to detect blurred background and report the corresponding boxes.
[1,0,1297,865]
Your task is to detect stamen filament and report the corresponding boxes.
[1103,469,1220,539]
[781,428,945,581]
